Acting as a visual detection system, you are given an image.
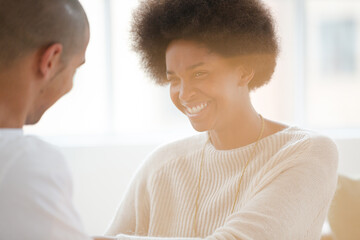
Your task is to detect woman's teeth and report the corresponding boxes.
[186,103,208,114]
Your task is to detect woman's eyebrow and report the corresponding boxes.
[187,62,205,71]
[166,62,205,75]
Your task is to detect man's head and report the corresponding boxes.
[0,0,89,126]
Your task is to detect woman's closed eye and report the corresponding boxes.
[193,71,208,79]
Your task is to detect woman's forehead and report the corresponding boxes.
[166,40,216,68]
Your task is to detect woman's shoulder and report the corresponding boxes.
[136,133,208,175]
[260,126,338,190]
[258,118,338,166]
[264,119,335,147]
[263,118,336,148]
[273,126,338,166]
[281,126,337,150]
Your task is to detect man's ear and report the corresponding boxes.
[236,64,255,87]
[38,43,63,79]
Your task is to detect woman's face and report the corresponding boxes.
[166,39,248,132]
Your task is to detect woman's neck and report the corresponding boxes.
[208,109,263,150]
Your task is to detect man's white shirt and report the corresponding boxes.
[0,129,90,240]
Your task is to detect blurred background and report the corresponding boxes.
[24,0,360,236]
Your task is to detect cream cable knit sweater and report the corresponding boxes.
[106,127,338,240]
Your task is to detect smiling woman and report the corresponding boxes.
[104,0,339,239]
[166,39,259,137]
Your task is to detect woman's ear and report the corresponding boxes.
[38,43,63,80]
[236,64,254,87]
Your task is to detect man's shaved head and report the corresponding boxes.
[0,0,88,68]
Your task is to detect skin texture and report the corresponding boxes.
[166,39,287,150]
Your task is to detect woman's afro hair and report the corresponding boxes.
[131,0,279,90]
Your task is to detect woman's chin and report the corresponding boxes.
[190,121,210,132]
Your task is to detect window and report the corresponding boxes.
[306,0,360,130]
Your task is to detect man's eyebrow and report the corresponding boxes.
[166,62,205,75]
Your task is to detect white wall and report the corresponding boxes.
[61,144,157,236]
[60,137,360,236]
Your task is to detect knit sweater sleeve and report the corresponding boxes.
[105,161,151,236]
[206,135,338,240]
[105,134,206,237]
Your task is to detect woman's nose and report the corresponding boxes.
[179,80,196,102]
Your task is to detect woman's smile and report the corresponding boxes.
[166,39,245,132]
[182,102,209,117]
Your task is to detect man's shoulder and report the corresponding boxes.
[0,134,69,186]
[0,134,88,240]
[2,134,64,161]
